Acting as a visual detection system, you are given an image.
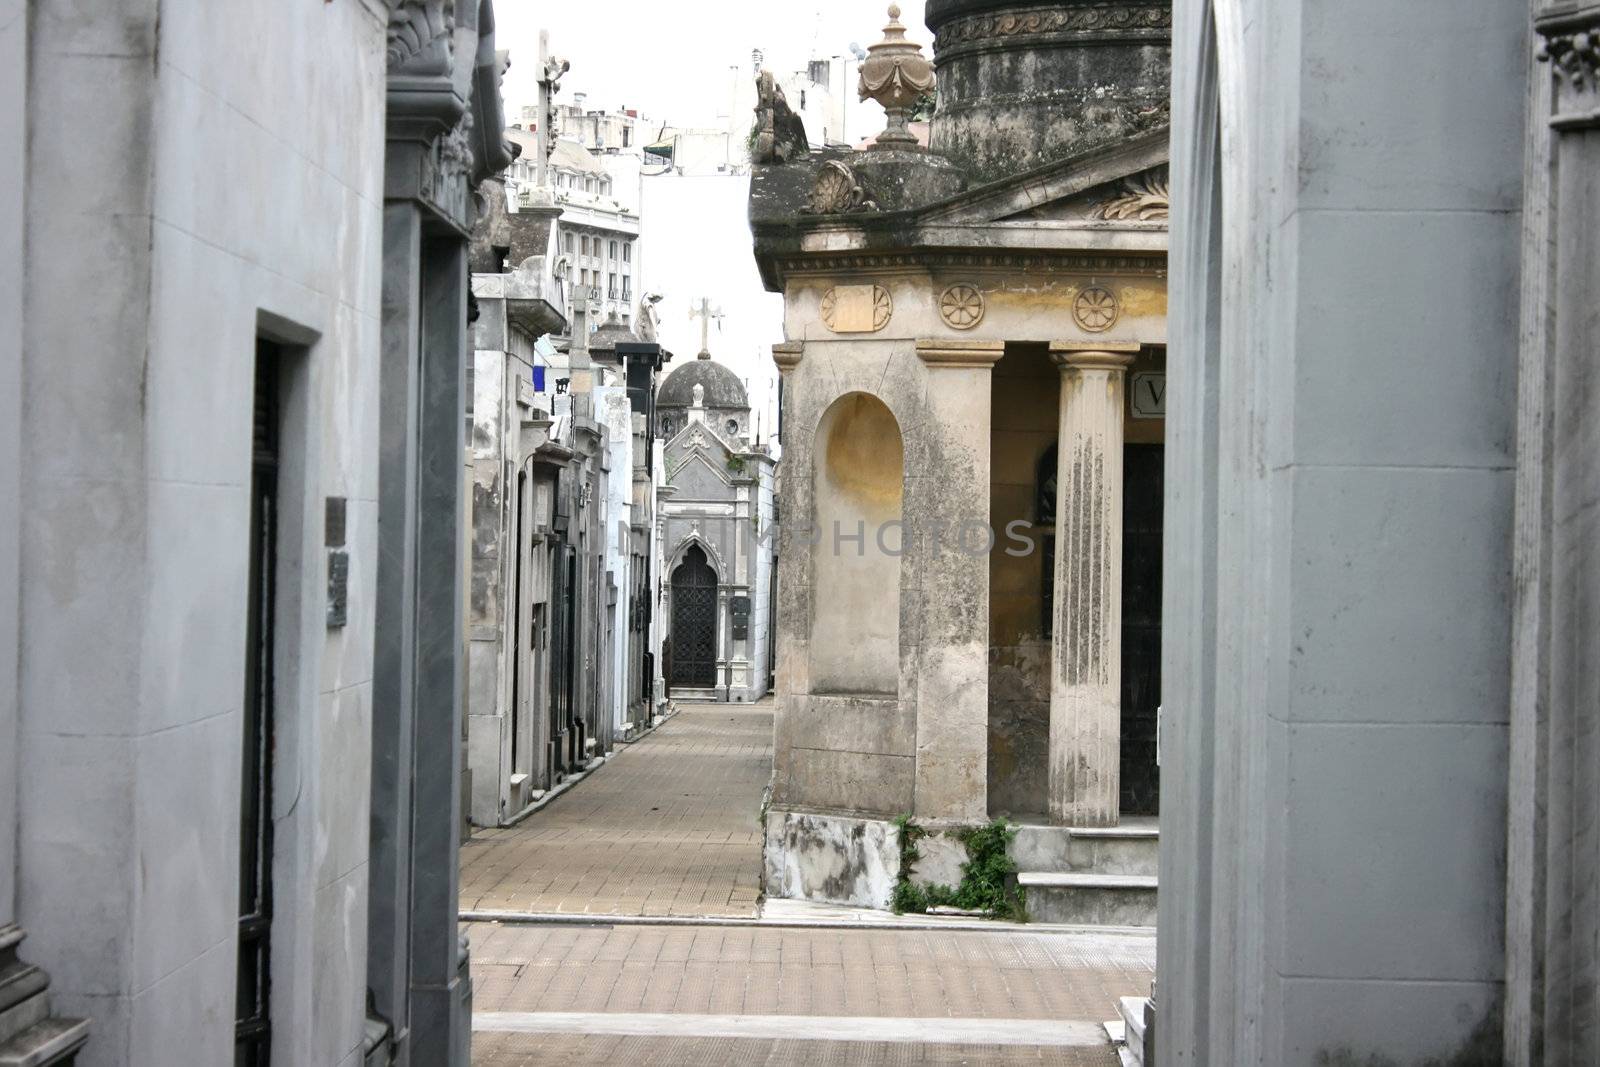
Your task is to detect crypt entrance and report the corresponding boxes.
[987,344,1166,823]
[669,545,719,689]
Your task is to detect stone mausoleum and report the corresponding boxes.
[656,349,778,703]
[751,0,1171,925]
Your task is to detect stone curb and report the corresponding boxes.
[458,909,1156,938]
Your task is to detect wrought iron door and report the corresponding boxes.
[1121,444,1164,815]
[670,546,718,687]
[237,348,278,1066]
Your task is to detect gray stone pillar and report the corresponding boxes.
[914,341,1004,824]
[370,207,471,1065]
[0,0,21,939]
[411,236,471,1065]
[1047,343,1138,828]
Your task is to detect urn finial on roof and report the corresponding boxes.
[858,4,936,150]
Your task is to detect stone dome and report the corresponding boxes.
[657,357,748,412]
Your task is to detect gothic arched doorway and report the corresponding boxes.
[670,545,718,688]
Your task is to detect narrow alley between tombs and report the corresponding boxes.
[460,703,773,919]
[460,699,1157,1065]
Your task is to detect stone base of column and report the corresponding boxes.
[0,925,90,1066]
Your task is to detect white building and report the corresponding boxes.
[504,128,640,332]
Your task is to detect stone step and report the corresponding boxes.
[1017,872,1158,927]
[1119,995,1150,1066]
[1010,822,1159,878]
[0,1015,91,1067]
[1102,1020,1140,1067]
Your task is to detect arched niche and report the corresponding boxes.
[811,392,904,695]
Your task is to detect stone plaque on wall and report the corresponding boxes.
[328,551,350,629]
[1131,372,1166,419]
[821,285,892,333]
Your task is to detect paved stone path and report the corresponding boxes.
[459,702,772,918]
[468,921,1154,1066]
[461,697,1154,1064]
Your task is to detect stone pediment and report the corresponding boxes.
[914,126,1171,230]
[1001,165,1169,224]
[668,451,736,499]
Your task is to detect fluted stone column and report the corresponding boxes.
[1048,343,1138,827]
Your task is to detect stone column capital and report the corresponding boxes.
[772,342,804,374]
[916,339,1006,369]
[1049,341,1140,372]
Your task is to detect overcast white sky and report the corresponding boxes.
[493,0,931,125]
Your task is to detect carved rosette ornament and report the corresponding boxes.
[1537,15,1600,129]
[940,284,986,330]
[1091,167,1171,222]
[859,5,937,149]
[802,160,879,215]
[1073,286,1121,333]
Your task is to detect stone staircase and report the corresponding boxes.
[1008,817,1158,927]
[0,926,89,1067]
[1105,982,1157,1067]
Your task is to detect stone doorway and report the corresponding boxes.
[670,545,718,688]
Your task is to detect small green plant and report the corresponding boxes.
[726,455,748,475]
[891,817,1027,922]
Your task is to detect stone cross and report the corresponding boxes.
[690,298,724,360]
[535,30,570,190]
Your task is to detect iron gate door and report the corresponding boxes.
[1121,443,1164,815]
[670,546,718,688]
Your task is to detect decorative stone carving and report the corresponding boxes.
[753,71,810,164]
[802,160,878,215]
[859,5,936,149]
[1537,14,1600,129]
[934,4,1171,53]
[1073,286,1121,333]
[939,284,986,330]
[387,0,455,72]
[1091,167,1171,222]
[821,285,893,334]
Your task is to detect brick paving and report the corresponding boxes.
[473,1032,1121,1065]
[468,922,1153,1066]
[461,697,1153,1065]
[459,701,773,918]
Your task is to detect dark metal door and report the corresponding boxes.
[670,546,718,687]
[1120,444,1164,815]
[549,542,577,783]
[237,348,278,1066]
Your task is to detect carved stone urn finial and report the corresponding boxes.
[858,3,935,149]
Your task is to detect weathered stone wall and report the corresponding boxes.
[812,394,904,695]
[987,346,1058,819]
[926,0,1173,186]
[0,0,23,935]
[1161,0,1523,1060]
[18,1,392,1063]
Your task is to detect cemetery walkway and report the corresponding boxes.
[459,697,1156,1066]
[459,700,773,919]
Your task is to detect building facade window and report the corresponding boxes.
[623,243,632,264]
